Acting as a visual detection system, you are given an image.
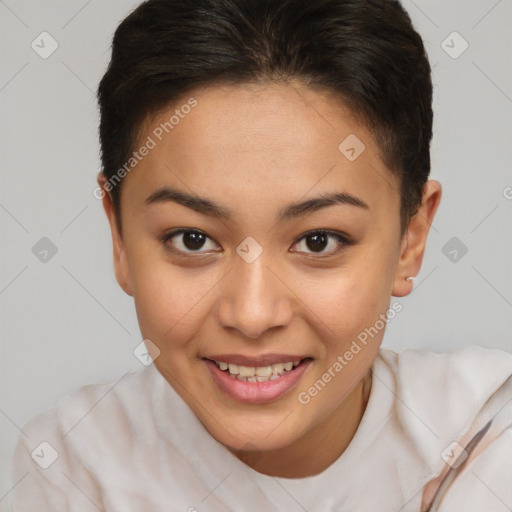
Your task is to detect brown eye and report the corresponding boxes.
[292,230,352,256]
[161,229,220,255]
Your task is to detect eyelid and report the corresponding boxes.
[293,228,352,244]
[160,228,221,255]
[291,229,353,257]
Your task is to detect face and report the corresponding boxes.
[99,81,440,468]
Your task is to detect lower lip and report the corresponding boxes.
[203,358,313,404]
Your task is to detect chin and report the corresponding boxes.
[207,413,307,453]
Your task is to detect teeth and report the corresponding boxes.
[238,365,255,378]
[213,359,304,382]
[272,363,284,374]
[255,366,272,377]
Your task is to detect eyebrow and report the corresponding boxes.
[144,186,369,222]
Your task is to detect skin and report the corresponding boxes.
[97,80,441,478]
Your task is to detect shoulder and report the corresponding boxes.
[379,343,512,381]
[15,364,161,453]
[11,366,161,507]
[376,344,512,475]
[378,344,512,412]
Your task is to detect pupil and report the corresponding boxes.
[307,233,327,252]
[184,231,205,250]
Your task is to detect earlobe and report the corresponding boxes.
[392,180,442,297]
[96,172,134,297]
[115,248,134,297]
[392,233,414,297]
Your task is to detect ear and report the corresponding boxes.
[96,172,134,297]
[392,180,442,297]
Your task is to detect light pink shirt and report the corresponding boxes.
[11,345,512,511]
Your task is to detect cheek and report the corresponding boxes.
[302,252,395,371]
[302,267,386,337]
[127,246,209,348]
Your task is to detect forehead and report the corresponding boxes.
[123,81,399,222]
[148,81,370,159]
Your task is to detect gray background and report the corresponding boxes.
[1,0,511,508]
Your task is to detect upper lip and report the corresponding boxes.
[203,353,310,367]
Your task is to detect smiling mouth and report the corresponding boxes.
[204,357,313,383]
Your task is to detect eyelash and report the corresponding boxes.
[159,228,353,258]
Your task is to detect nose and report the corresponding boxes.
[216,254,293,339]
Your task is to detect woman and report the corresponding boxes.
[12,0,512,510]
